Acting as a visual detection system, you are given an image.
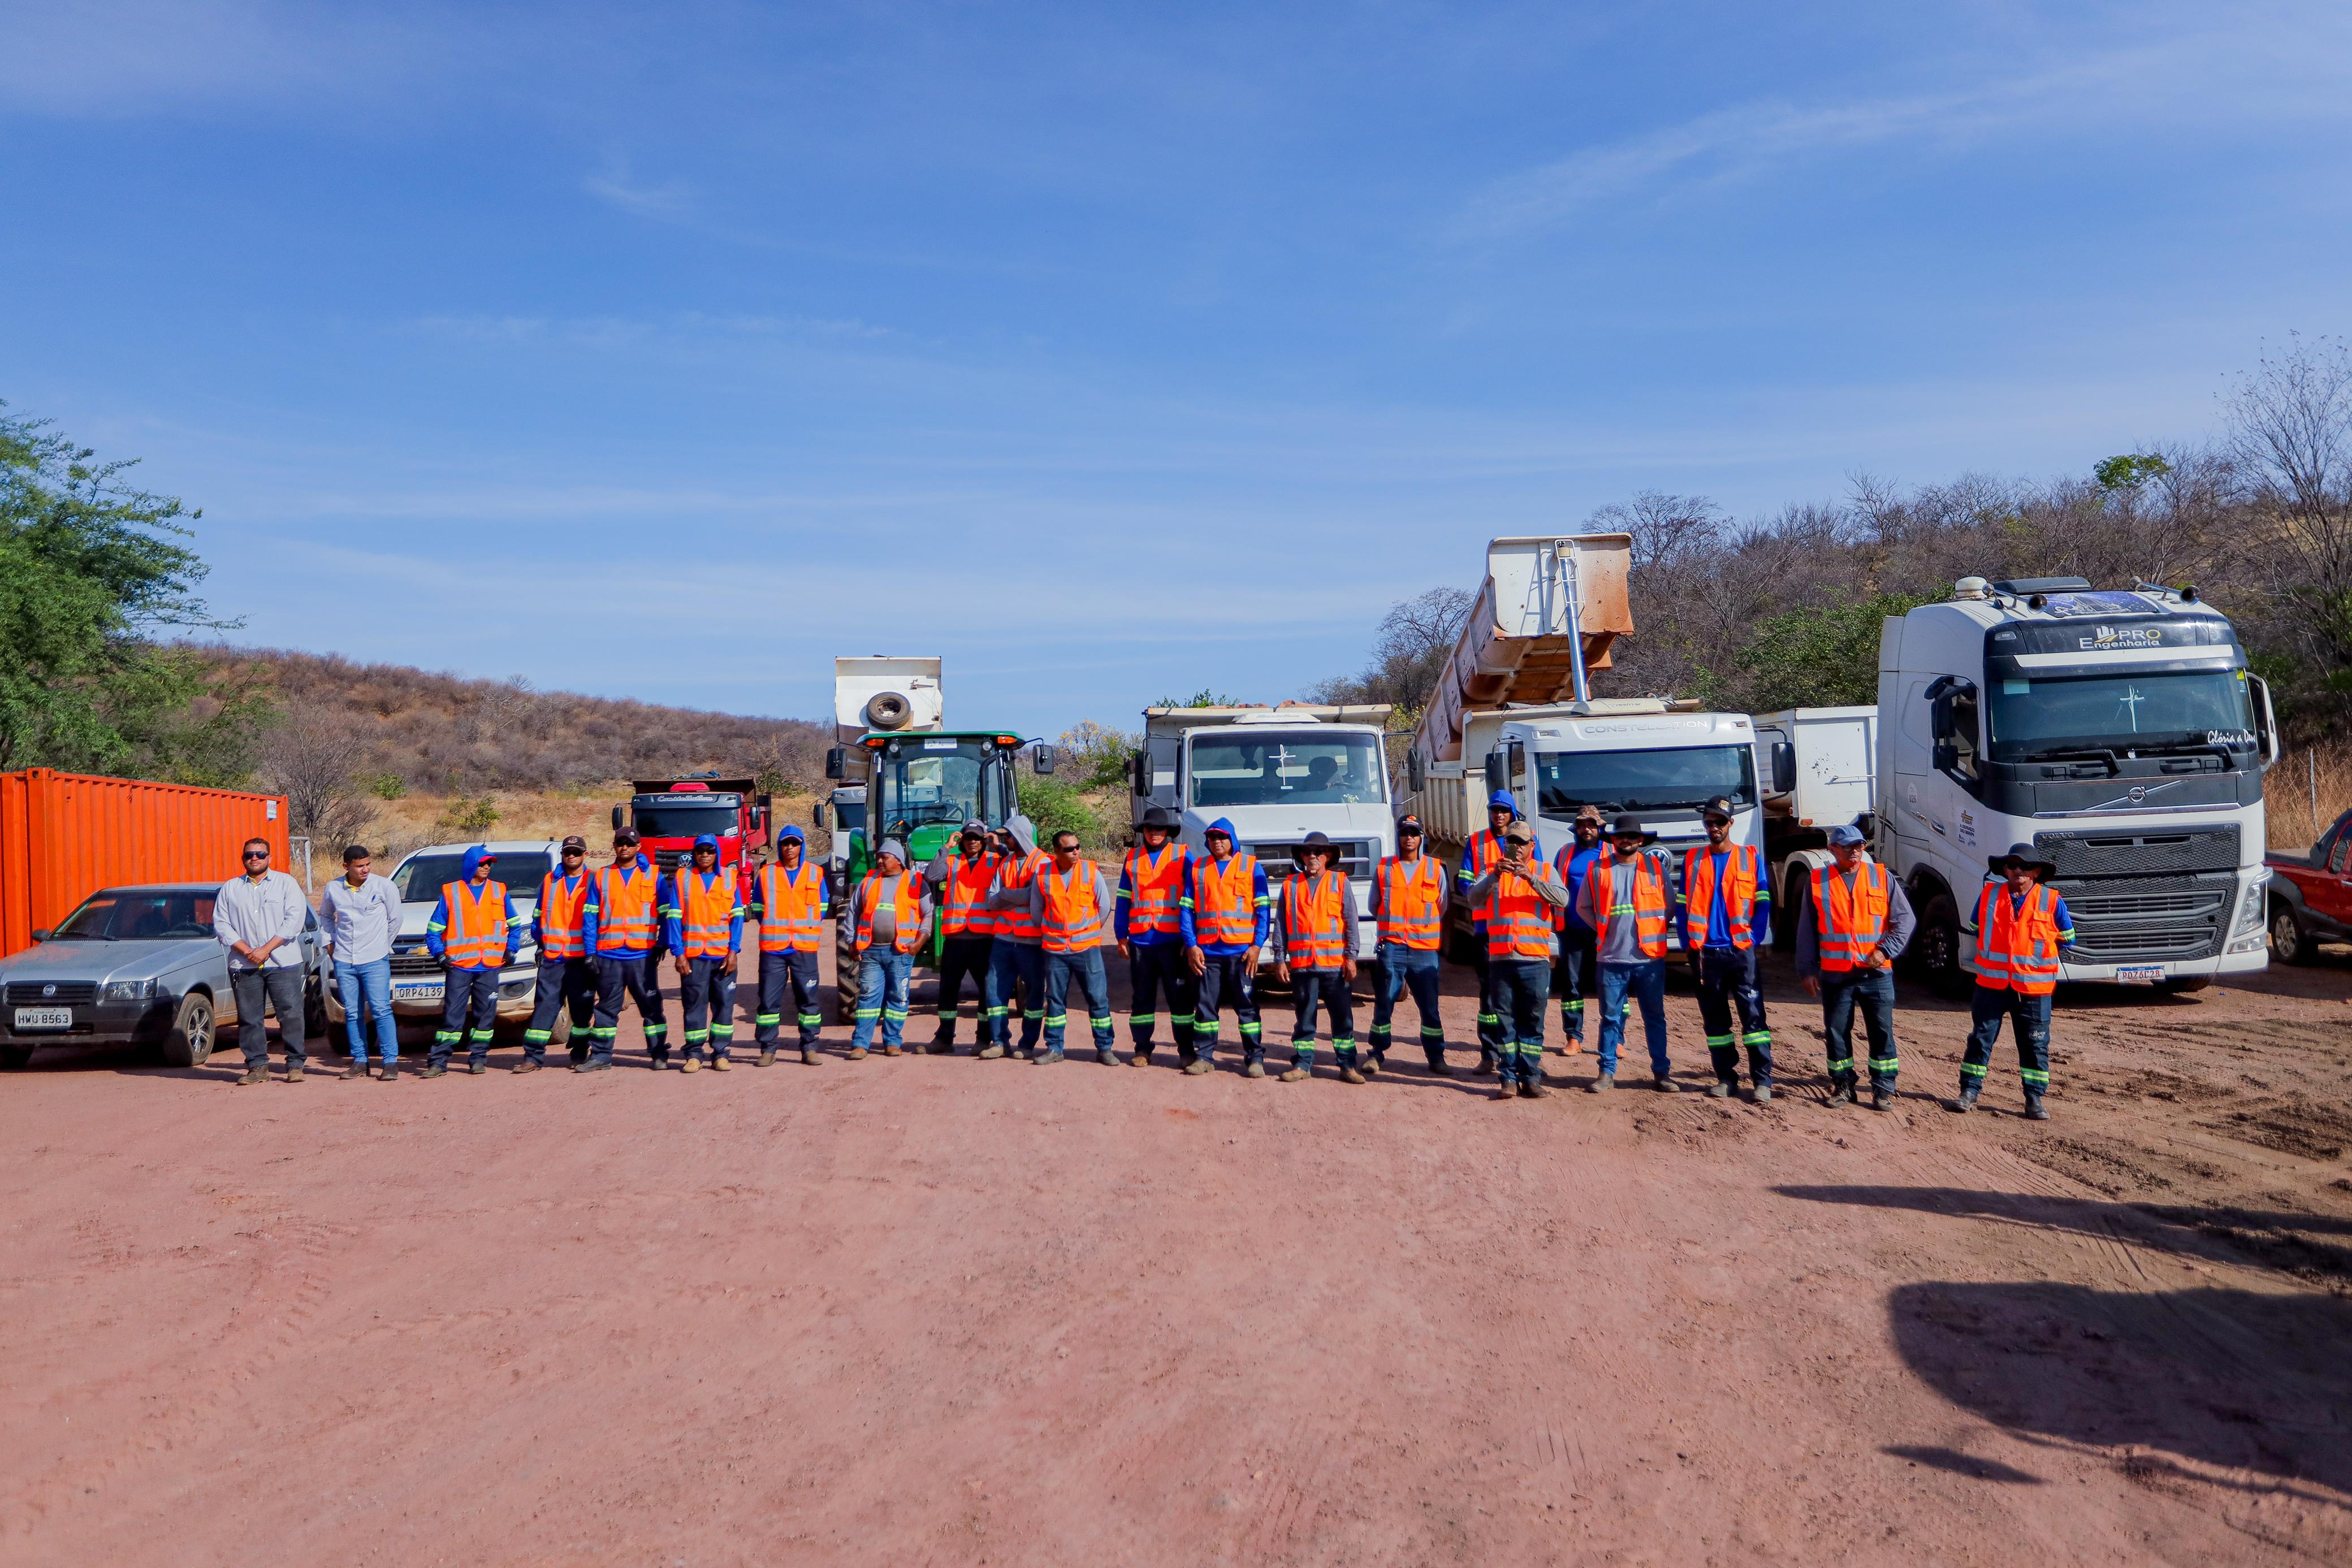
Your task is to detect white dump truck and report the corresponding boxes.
[1130,703,1395,957]
[1752,705,1879,946]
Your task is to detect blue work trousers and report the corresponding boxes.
[590,953,667,1065]
[335,956,396,1065]
[1371,943,1445,1063]
[680,955,738,1061]
[755,948,823,1046]
[849,948,913,1052]
[435,964,500,1068]
[1289,967,1357,1066]
[987,941,1045,1049]
[1488,956,1551,1086]
[1962,985,2052,1097]
[1127,939,1196,1055]
[525,956,596,1063]
[1819,966,1897,1090]
[1597,959,1671,1079]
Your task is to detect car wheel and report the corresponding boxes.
[161,991,215,1068]
[303,972,329,1038]
[0,1043,33,1070]
[2270,899,2314,965]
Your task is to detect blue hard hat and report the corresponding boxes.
[1487,790,1518,812]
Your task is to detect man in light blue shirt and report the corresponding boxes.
[320,844,404,1080]
[213,837,309,1085]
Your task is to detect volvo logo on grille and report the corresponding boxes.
[2127,786,2146,803]
[41,983,57,997]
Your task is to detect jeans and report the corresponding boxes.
[755,948,822,1046]
[1289,967,1357,1065]
[435,964,500,1067]
[1554,928,1599,1043]
[680,955,738,1061]
[1819,966,1898,1090]
[1127,940,1196,1056]
[1597,959,1670,1079]
[591,953,668,1066]
[1693,946,1772,1086]
[987,941,1045,1049]
[1371,943,1445,1063]
[1962,985,2052,1097]
[335,956,396,1065]
[935,934,995,1045]
[231,965,306,1070]
[1488,956,1551,1086]
[1043,946,1116,1056]
[850,948,913,1051]
[525,957,597,1063]
[1193,951,1263,1063]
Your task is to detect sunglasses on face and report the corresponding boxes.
[243,851,269,860]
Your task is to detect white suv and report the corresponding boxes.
[324,840,567,1041]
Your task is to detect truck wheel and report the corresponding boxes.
[160,991,216,1068]
[1910,894,1969,999]
[833,917,862,1025]
[0,1043,32,1071]
[2156,976,2211,994]
[2270,899,2315,965]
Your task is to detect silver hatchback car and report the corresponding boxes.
[0,883,326,1069]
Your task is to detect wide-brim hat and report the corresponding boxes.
[1987,841,2057,879]
[1609,813,1648,840]
[1297,830,1337,860]
[1139,804,1182,834]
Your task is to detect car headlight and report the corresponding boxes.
[101,978,157,1003]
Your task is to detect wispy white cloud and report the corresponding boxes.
[583,153,694,218]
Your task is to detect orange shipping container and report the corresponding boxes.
[0,769,292,959]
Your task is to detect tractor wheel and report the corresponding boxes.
[833,915,862,1024]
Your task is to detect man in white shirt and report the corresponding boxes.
[319,843,404,1081]
[213,838,310,1085]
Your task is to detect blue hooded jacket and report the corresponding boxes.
[425,844,525,969]
[662,834,745,956]
[1177,817,1270,955]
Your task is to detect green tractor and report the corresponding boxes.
[824,659,1054,1023]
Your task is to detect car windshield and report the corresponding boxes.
[53,890,217,941]
[873,740,1008,840]
[1187,732,1386,808]
[1986,669,2256,762]
[1534,745,1758,816]
[630,804,739,839]
[391,854,552,903]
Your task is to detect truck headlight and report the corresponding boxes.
[101,978,157,1003]
[2232,871,2271,937]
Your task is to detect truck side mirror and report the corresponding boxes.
[1769,740,1795,794]
[611,804,625,831]
[813,800,830,831]
[1033,745,1057,776]
[1407,751,1426,793]
[1483,751,1505,794]
[1131,752,1149,798]
[2249,674,2280,769]
[1505,741,1527,786]
[824,747,848,781]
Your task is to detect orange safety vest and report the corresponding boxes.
[1812,861,1891,972]
[1038,863,1106,953]
[537,871,589,960]
[441,880,510,969]
[1482,861,1561,959]
[940,851,1002,938]
[1121,844,1187,938]
[757,861,827,954]
[594,863,660,954]
[993,850,1048,942]
[1376,855,1446,950]
[855,873,926,955]
[675,868,738,960]
[1282,870,1349,968]
[1192,853,1260,948]
[1578,851,1670,959]
[1681,843,1762,952]
[1975,881,2064,995]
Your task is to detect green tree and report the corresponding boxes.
[1018,776,1115,855]
[1057,720,1140,789]
[1735,594,1932,712]
[0,406,256,779]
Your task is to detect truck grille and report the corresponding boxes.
[2042,871,2234,965]
[2033,826,2239,878]
[5,981,96,1005]
[1244,839,1376,885]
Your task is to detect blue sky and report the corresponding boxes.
[5,1,2349,736]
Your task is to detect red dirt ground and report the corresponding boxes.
[6,943,2351,1566]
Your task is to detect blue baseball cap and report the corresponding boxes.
[1825,824,1866,847]
[777,824,805,843]
[693,833,721,852]
[1487,790,1518,812]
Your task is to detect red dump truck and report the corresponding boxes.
[612,775,773,880]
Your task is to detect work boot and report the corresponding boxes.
[924,1038,954,1056]
[512,1059,542,1075]
[569,1044,589,1065]
[711,1055,732,1072]
[1751,1083,1774,1103]
[846,1046,868,1060]
[468,1061,487,1075]
[1826,1084,1855,1107]
[977,1043,1005,1060]
[1944,1086,1977,1113]
[236,1066,268,1086]
[1340,1067,1367,1085]
[1491,1083,1516,1102]
[1425,1054,1452,1077]
[1653,1076,1678,1093]
[757,1048,776,1067]
[381,1061,403,1080]
[1176,1045,1198,1067]
[1518,1082,1551,1099]
[1870,1086,1893,1112]
[648,1051,669,1070]
[420,1064,447,1080]
[2025,1093,2050,1121]
[1036,1047,1065,1065]
[1363,1053,1382,1076]
[1588,1073,1614,1093]
[1129,1050,1151,1067]
[1475,1052,1497,1076]
[285,1065,305,1082]
[1280,1064,1310,1082]
[342,1062,369,1080]
[799,1048,818,1065]
[881,1044,902,1058]
[570,1058,603,1073]
[681,1056,702,1075]
[1243,1060,1266,1079]
[1705,1080,1733,1099]
[1096,1048,1120,1066]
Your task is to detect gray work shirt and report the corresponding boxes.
[862,872,928,949]
[1597,862,1648,964]
[213,869,309,971]
[319,872,403,966]
[1793,864,1917,978]
[1268,874,1362,964]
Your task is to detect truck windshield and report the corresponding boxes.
[630,805,740,839]
[874,741,1009,841]
[1534,746,1758,817]
[1187,733,1385,808]
[53,890,217,940]
[392,854,553,903]
[1986,670,2255,761]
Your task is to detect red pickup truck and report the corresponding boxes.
[2267,807,2352,964]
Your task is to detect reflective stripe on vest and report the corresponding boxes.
[1481,862,1559,959]
[677,869,737,960]
[1976,881,2063,995]
[1121,845,1187,938]
[995,851,1048,942]
[942,851,1002,938]
[856,874,925,955]
[758,862,826,953]
[1283,871,1348,967]
[1377,856,1445,949]
[594,865,659,952]
[442,881,509,968]
[1039,863,1104,954]
[1812,861,1891,972]
[1581,853,1670,959]
[1681,843,1761,951]
[1194,854,1260,948]
[537,872,589,960]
